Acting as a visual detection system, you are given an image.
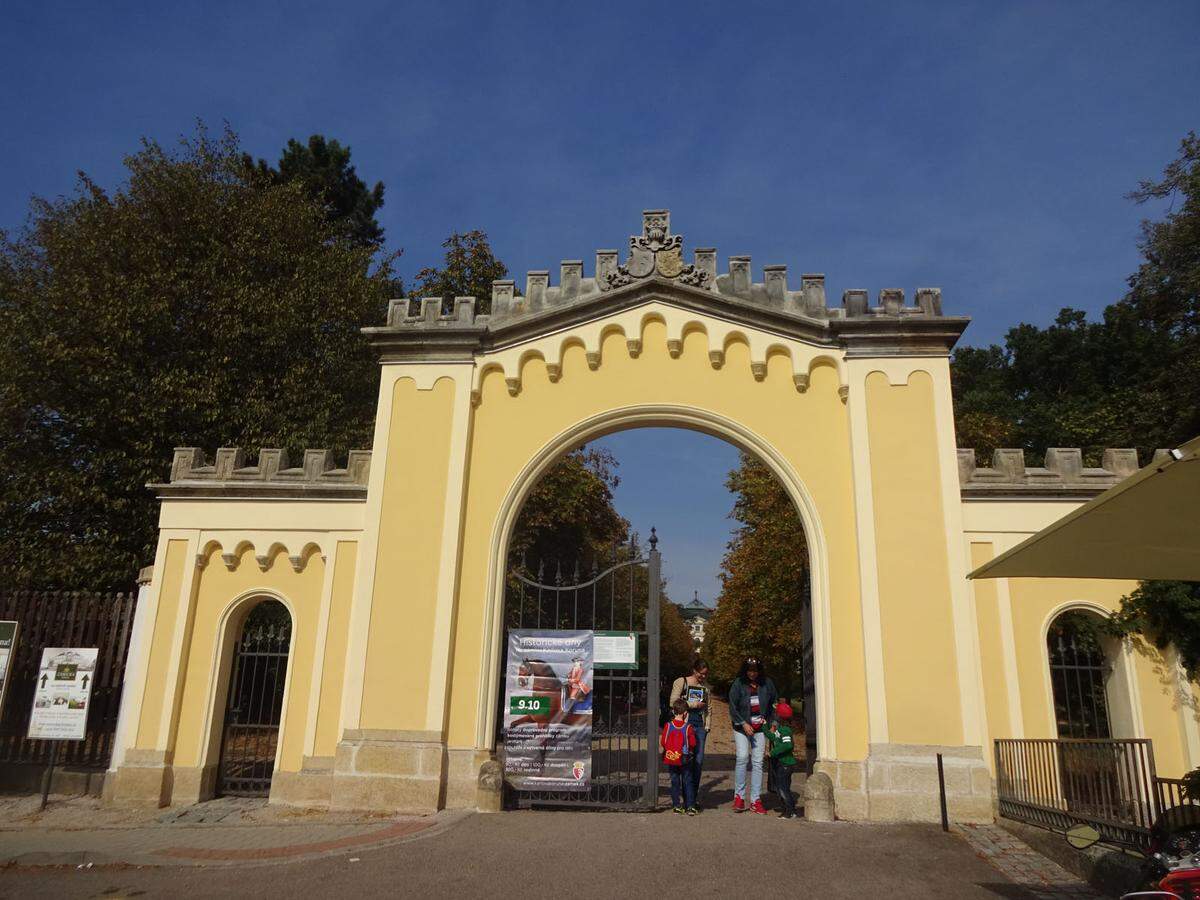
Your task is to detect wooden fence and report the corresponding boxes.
[0,590,138,769]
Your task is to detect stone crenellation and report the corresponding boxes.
[154,447,371,498]
[384,210,946,330]
[957,447,1156,496]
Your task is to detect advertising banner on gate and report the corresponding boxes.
[0,621,16,716]
[28,647,98,741]
[503,629,593,791]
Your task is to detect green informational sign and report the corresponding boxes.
[509,695,551,716]
[594,631,638,670]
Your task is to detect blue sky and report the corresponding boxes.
[3,1,1197,604]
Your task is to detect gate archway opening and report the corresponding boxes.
[491,421,819,810]
[216,598,293,797]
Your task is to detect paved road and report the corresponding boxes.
[0,808,1074,899]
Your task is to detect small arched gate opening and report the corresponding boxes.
[1047,609,1112,740]
[1044,608,1145,824]
[217,599,292,797]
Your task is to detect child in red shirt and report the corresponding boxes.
[660,699,698,814]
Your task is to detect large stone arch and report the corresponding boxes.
[319,199,996,821]
[474,402,838,760]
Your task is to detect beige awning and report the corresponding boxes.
[969,435,1200,581]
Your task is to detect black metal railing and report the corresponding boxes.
[217,601,292,797]
[1154,776,1200,831]
[498,534,661,811]
[995,738,1160,847]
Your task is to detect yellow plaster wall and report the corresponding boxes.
[440,318,870,759]
[970,542,1012,739]
[314,541,357,757]
[1128,643,1192,777]
[171,544,326,773]
[865,371,963,746]
[359,376,457,731]
[135,538,189,749]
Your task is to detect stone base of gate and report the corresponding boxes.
[170,763,218,805]
[816,744,993,824]
[445,748,494,810]
[270,756,335,807]
[103,749,173,808]
[330,730,446,814]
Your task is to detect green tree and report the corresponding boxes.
[659,598,698,683]
[508,447,629,572]
[0,124,395,590]
[1107,581,1200,681]
[951,133,1200,464]
[244,134,387,250]
[703,453,809,699]
[411,231,510,315]
[950,132,1200,682]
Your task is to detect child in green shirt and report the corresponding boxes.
[766,701,799,818]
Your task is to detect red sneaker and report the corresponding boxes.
[751,799,767,815]
[732,795,745,813]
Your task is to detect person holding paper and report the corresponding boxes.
[669,657,711,808]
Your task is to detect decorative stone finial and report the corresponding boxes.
[605,209,711,290]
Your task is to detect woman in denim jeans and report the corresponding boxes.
[669,658,711,809]
[726,656,777,814]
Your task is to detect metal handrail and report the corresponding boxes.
[995,737,1160,847]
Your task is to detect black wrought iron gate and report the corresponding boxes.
[499,533,661,810]
[218,600,291,797]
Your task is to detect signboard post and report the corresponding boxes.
[502,630,593,791]
[0,621,17,717]
[28,647,99,810]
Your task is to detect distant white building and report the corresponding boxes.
[676,591,714,648]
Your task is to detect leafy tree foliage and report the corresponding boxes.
[411,231,511,315]
[244,134,386,250]
[951,133,1200,677]
[659,599,698,684]
[1106,581,1200,681]
[0,125,395,590]
[703,453,809,699]
[508,447,629,571]
[951,132,1200,465]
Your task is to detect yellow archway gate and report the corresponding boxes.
[107,210,1060,822]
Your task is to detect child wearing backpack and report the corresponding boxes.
[660,698,698,814]
[766,701,799,818]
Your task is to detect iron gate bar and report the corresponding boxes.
[217,603,291,798]
[1048,616,1111,740]
[995,737,1159,848]
[501,532,661,811]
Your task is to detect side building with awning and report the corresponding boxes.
[960,446,1200,780]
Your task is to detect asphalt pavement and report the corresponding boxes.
[0,807,1090,899]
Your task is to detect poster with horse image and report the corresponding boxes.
[503,630,593,791]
